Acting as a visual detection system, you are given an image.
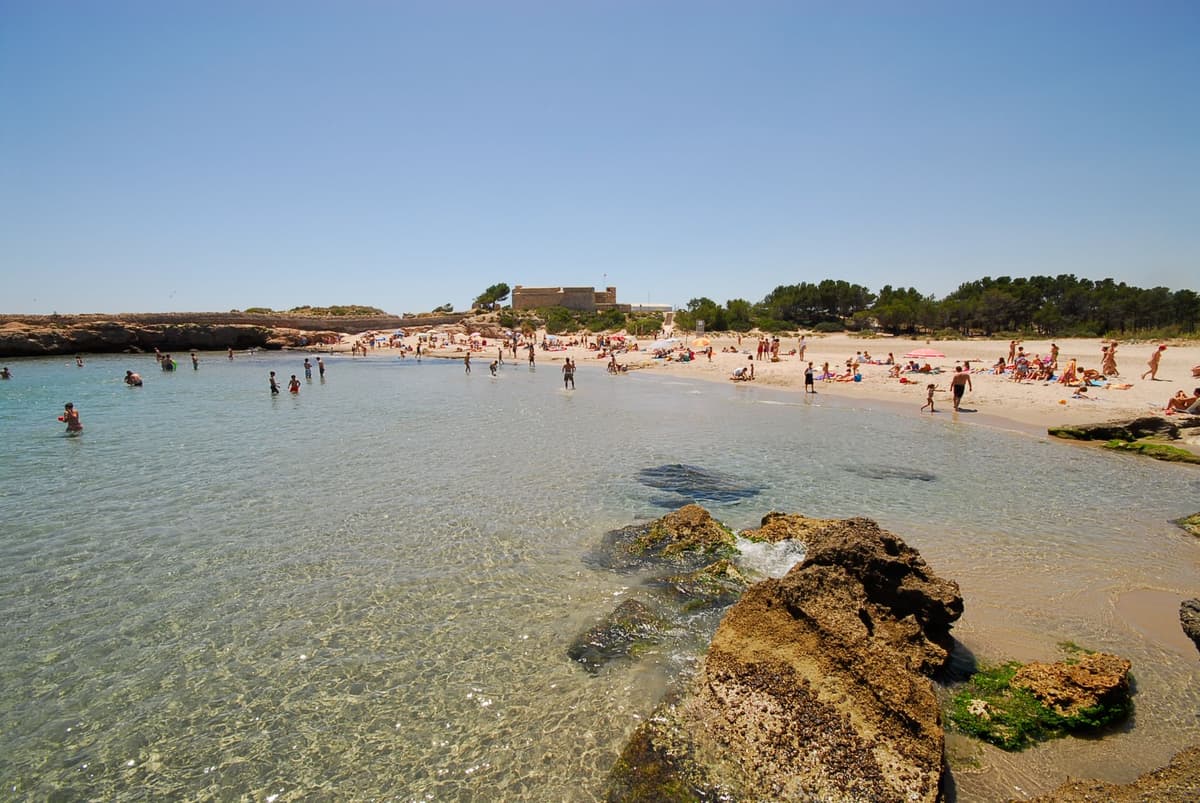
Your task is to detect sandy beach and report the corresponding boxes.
[398,331,1200,439]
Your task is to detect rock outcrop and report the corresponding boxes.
[1177,512,1200,538]
[1181,599,1200,653]
[607,515,962,801]
[1011,652,1132,720]
[590,504,739,573]
[1018,744,1200,802]
[1048,416,1187,442]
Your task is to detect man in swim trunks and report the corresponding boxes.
[317,357,325,378]
[563,358,575,389]
[304,358,313,379]
[269,371,279,395]
[950,365,972,411]
[124,370,143,387]
[804,362,815,393]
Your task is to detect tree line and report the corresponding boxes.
[671,275,1199,337]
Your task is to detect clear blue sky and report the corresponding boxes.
[2,1,1196,315]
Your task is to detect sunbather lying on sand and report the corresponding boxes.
[1165,388,1200,413]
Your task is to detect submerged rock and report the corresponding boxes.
[1181,599,1200,653]
[608,515,962,801]
[843,464,938,482]
[567,599,665,674]
[1018,744,1200,802]
[591,504,739,573]
[650,559,752,612]
[637,464,762,508]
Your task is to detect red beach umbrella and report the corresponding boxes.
[903,347,946,359]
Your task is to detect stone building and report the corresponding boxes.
[511,286,629,313]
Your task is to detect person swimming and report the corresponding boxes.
[124,370,143,387]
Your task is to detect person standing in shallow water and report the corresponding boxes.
[804,362,815,393]
[562,358,575,389]
[60,402,83,433]
[316,356,325,379]
[288,375,300,393]
[464,352,471,374]
[191,351,199,370]
[269,371,279,395]
[304,358,313,380]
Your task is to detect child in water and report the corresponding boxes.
[288,375,301,393]
[920,384,937,413]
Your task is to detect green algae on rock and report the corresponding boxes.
[1102,439,1200,464]
[948,651,1133,751]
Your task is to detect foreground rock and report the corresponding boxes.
[1181,599,1200,653]
[1177,512,1200,538]
[608,515,962,801]
[572,506,748,672]
[1018,744,1200,802]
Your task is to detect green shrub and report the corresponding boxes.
[812,321,844,333]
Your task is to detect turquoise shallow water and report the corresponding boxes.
[1,352,1198,800]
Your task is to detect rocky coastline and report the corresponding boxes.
[0,312,467,358]
[581,505,1195,802]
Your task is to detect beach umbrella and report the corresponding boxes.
[649,337,680,351]
[691,337,711,348]
[903,347,946,359]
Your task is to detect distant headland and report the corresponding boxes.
[0,310,468,358]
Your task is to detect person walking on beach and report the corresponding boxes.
[950,365,972,411]
[804,362,815,393]
[59,402,83,433]
[269,371,279,395]
[1142,345,1166,381]
[798,336,807,361]
[563,358,575,389]
[316,356,325,378]
[464,352,471,374]
[921,384,937,413]
[1102,341,1119,376]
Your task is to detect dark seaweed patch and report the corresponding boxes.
[637,464,762,507]
[843,464,937,482]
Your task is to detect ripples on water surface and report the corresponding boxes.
[1,353,1197,800]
